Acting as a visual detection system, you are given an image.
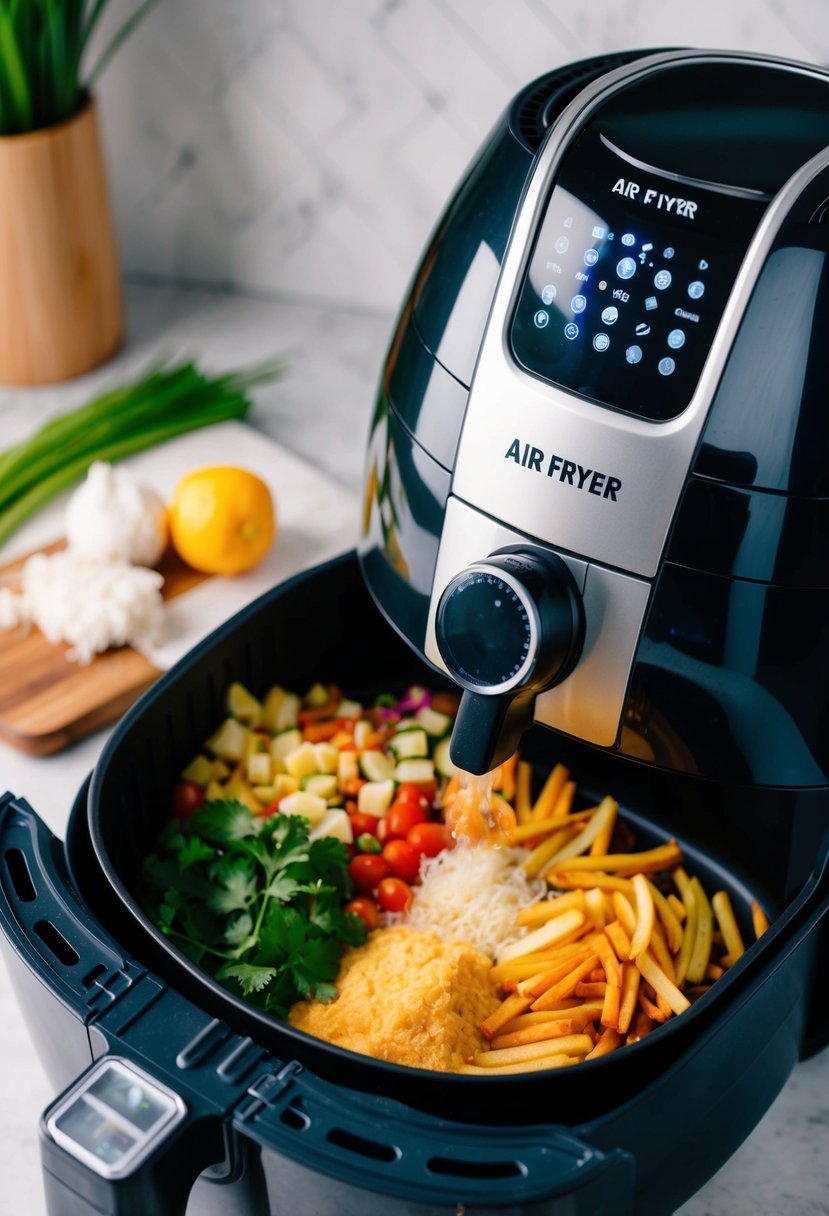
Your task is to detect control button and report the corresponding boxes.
[545,261,563,274]
[664,247,675,259]
[654,269,672,290]
[667,328,685,349]
[533,310,549,329]
[698,258,709,270]
[592,225,607,240]
[644,296,658,311]
[541,284,557,304]
[621,233,635,246]
[555,236,570,254]
[688,280,705,299]
[570,294,587,313]
[564,216,574,228]
[626,345,643,364]
[601,306,619,325]
[593,333,610,352]
[564,322,579,340]
[584,249,599,266]
[616,257,637,280]
[635,322,651,336]
[658,357,676,376]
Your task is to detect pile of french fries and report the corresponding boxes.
[461,762,771,1075]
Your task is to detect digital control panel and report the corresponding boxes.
[511,128,768,420]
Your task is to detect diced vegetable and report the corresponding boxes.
[358,779,395,818]
[273,692,301,731]
[309,809,354,845]
[337,752,360,784]
[181,755,213,786]
[303,774,339,800]
[336,698,363,719]
[313,743,340,775]
[205,718,249,762]
[261,685,286,731]
[389,729,429,760]
[246,753,272,785]
[279,791,328,824]
[284,743,320,780]
[226,682,264,726]
[353,720,372,748]
[359,750,396,783]
[433,737,458,778]
[223,776,260,814]
[304,682,330,708]
[271,729,302,765]
[415,706,452,736]
[393,759,435,784]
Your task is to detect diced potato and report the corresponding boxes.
[336,698,363,719]
[337,752,360,785]
[271,729,302,764]
[205,718,249,762]
[181,755,213,786]
[304,682,330,707]
[274,693,301,731]
[390,729,428,760]
[224,777,260,814]
[313,742,340,775]
[353,720,372,748]
[246,753,272,785]
[252,785,277,804]
[272,774,299,800]
[244,731,269,760]
[358,779,395,817]
[261,685,286,732]
[284,742,320,780]
[227,682,264,726]
[415,706,452,736]
[210,759,231,781]
[279,791,328,824]
[303,774,338,800]
[205,779,226,802]
[309,809,353,845]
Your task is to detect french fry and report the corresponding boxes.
[617,963,640,1035]
[531,764,569,820]
[472,1034,593,1067]
[515,890,586,926]
[497,908,587,964]
[546,840,682,876]
[518,950,593,1000]
[514,760,533,824]
[541,796,619,872]
[686,876,713,984]
[629,872,655,959]
[531,954,600,1011]
[587,968,605,983]
[648,922,676,983]
[584,886,607,929]
[752,899,771,939]
[712,890,746,961]
[647,879,684,954]
[589,797,617,856]
[490,1019,577,1049]
[551,780,577,819]
[459,1054,577,1075]
[627,1010,655,1044]
[491,942,589,984]
[601,978,621,1031]
[524,828,581,880]
[635,951,691,1016]
[494,751,518,802]
[588,931,622,988]
[673,869,698,988]
[574,981,607,998]
[667,893,686,922]
[604,919,632,961]
[510,809,597,846]
[720,953,738,969]
[481,992,533,1040]
[586,1027,623,1059]
[498,1003,602,1033]
[705,963,724,981]
[611,891,637,938]
[638,989,668,1023]
[550,871,636,897]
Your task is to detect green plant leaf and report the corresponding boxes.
[190,800,257,843]
[217,963,277,998]
[84,0,160,89]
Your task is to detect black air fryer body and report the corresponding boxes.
[1,48,829,1216]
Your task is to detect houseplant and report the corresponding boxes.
[0,1,159,385]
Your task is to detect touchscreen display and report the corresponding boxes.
[511,128,768,420]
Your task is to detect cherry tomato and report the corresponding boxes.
[395,781,435,809]
[381,838,422,883]
[348,853,391,894]
[407,821,453,858]
[170,780,205,821]
[384,800,428,841]
[348,811,380,838]
[377,877,413,913]
[345,897,380,931]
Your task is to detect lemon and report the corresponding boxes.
[169,466,276,575]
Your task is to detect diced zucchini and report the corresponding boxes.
[271,729,302,765]
[393,759,435,784]
[181,755,213,786]
[205,718,249,762]
[308,809,353,845]
[205,779,225,802]
[246,752,272,785]
[357,779,395,817]
[337,698,363,719]
[359,750,396,783]
[313,742,339,775]
[284,742,320,780]
[227,682,264,726]
[389,729,428,760]
[337,752,359,784]
[304,682,330,708]
[415,706,452,736]
[433,737,458,778]
[303,774,338,800]
[353,720,372,748]
[274,693,301,731]
[279,791,328,824]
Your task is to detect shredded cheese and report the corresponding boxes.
[406,839,545,960]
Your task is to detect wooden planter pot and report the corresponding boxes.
[0,98,122,386]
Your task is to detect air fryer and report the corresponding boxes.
[1,47,829,1216]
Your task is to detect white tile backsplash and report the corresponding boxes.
[94,0,829,311]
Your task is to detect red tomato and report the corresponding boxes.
[377,877,413,913]
[407,821,453,858]
[345,897,379,931]
[348,811,380,838]
[170,780,205,821]
[395,780,436,808]
[348,853,391,894]
[384,800,428,841]
[381,838,422,884]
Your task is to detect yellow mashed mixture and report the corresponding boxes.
[289,926,500,1072]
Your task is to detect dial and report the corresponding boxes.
[437,570,536,691]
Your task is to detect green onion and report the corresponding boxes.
[0,356,283,549]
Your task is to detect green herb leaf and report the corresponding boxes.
[218,963,278,997]
[191,800,258,843]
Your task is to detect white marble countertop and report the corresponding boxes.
[0,281,826,1215]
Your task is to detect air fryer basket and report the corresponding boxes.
[70,553,829,1136]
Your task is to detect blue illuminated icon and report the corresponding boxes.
[571,294,587,313]
[626,345,643,364]
[698,258,709,270]
[641,243,653,253]
[621,233,635,246]
[592,225,607,239]
[601,306,619,325]
[541,284,557,304]
[616,257,637,280]
[555,235,570,254]
[688,280,705,299]
[593,333,610,352]
[654,269,672,290]
[658,357,676,376]
[644,296,658,311]
[635,322,651,336]
[667,328,685,349]
[564,322,579,340]
[584,249,599,266]
[533,310,549,329]
[664,247,675,259]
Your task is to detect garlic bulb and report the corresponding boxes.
[65,461,168,567]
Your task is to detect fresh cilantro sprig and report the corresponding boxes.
[140,801,366,1017]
